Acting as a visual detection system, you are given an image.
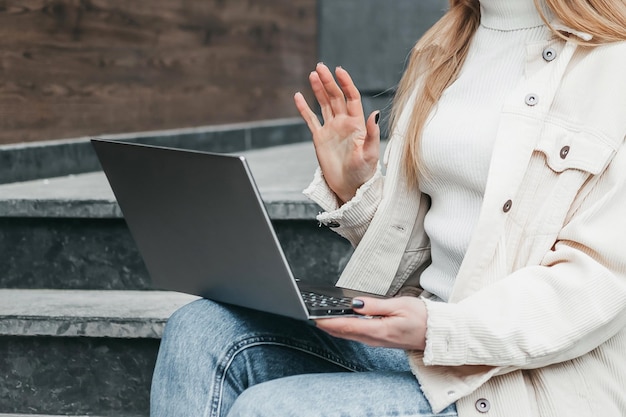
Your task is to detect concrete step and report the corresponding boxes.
[0,118,309,185]
[0,289,198,338]
[0,142,354,290]
[0,412,143,417]
[0,121,360,416]
[0,130,355,415]
[0,415,142,417]
[0,289,198,416]
[0,415,109,417]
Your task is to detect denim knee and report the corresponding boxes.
[161,299,211,346]
[163,298,244,343]
[157,298,247,374]
[227,378,302,417]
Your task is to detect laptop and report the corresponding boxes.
[91,139,385,320]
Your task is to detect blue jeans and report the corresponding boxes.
[150,298,457,417]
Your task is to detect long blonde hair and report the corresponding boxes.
[392,0,626,183]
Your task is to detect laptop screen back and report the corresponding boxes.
[92,139,309,320]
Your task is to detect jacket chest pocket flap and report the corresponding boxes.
[535,129,614,175]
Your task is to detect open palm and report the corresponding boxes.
[294,63,381,204]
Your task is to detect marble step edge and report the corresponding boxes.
[0,141,326,220]
[0,117,308,185]
[0,415,143,417]
[0,289,199,339]
[0,196,320,220]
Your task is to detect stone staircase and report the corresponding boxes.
[0,119,353,416]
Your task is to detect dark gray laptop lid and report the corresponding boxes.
[92,139,310,320]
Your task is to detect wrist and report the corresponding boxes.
[334,169,378,204]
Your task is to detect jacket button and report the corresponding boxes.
[475,398,491,413]
[542,47,557,62]
[560,145,570,159]
[525,94,539,106]
[503,200,513,213]
[326,221,340,228]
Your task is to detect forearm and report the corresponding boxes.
[422,245,626,368]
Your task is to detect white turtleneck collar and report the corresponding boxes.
[479,0,548,31]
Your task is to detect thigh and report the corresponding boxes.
[156,297,410,372]
[227,371,458,417]
[151,298,411,417]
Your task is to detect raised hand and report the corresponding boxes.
[294,63,381,204]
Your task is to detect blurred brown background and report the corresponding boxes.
[0,0,317,144]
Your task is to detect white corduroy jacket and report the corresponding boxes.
[303,26,626,417]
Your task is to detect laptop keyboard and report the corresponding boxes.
[300,291,353,309]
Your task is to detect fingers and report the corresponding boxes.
[351,297,404,317]
[294,92,321,133]
[315,316,385,343]
[315,297,428,350]
[295,63,368,132]
[364,111,381,157]
[334,66,364,118]
[309,71,334,122]
[311,63,365,118]
[315,63,348,116]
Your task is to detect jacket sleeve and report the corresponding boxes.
[302,165,385,247]
[420,136,626,369]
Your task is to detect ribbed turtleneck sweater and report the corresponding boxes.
[418,0,550,301]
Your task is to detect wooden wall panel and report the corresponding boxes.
[0,0,317,144]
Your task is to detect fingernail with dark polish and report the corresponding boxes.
[352,299,365,309]
[375,112,380,125]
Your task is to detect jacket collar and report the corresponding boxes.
[551,19,593,42]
